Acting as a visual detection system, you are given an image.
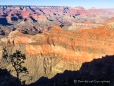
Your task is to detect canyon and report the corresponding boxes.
[0,5,114,35]
[0,5,114,85]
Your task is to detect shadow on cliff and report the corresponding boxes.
[0,68,21,86]
[0,18,12,26]
[27,55,114,86]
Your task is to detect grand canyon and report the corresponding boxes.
[0,5,114,86]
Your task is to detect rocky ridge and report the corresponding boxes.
[0,5,114,35]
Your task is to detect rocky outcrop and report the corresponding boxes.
[0,25,114,84]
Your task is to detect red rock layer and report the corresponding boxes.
[7,25,114,63]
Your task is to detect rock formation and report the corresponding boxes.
[0,5,114,35]
[0,5,114,85]
[0,24,113,84]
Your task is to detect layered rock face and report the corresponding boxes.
[0,5,114,35]
[0,25,114,84]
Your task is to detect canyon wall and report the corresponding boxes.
[0,25,114,84]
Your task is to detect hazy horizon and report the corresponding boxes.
[0,0,114,9]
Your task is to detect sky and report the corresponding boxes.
[0,0,114,9]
